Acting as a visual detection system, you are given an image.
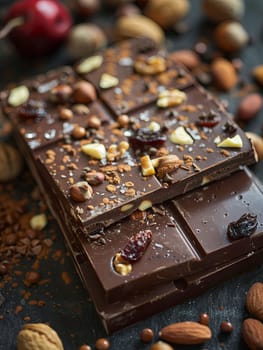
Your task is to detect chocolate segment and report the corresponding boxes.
[1,39,256,237]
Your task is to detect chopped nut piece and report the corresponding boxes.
[138,200,153,211]
[157,89,186,108]
[30,214,47,231]
[169,126,193,145]
[81,143,106,160]
[140,155,156,176]
[134,55,167,75]
[148,121,161,132]
[76,55,103,74]
[99,73,119,89]
[152,154,183,178]
[120,204,134,212]
[217,134,243,148]
[8,86,30,107]
[113,253,132,276]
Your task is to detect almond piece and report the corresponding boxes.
[246,282,263,321]
[170,50,200,70]
[242,318,263,350]
[211,58,238,91]
[237,93,263,121]
[159,321,212,345]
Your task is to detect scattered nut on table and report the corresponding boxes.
[0,143,23,182]
[17,323,64,350]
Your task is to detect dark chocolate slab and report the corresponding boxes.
[41,167,263,334]
[1,39,256,236]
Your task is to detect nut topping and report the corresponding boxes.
[134,55,167,75]
[8,85,30,107]
[81,143,106,160]
[169,126,193,145]
[83,171,105,185]
[99,73,119,89]
[50,84,73,103]
[69,181,93,202]
[73,81,97,103]
[113,253,132,276]
[76,55,103,74]
[157,89,186,108]
[217,134,243,148]
[140,155,155,176]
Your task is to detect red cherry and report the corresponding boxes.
[3,0,72,57]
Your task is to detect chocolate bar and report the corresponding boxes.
[38,166,263,333]
[1,39,256,236]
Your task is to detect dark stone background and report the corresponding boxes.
[0,0,263,349]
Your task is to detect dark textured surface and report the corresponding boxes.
[1,0,263,349]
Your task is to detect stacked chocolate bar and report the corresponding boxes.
[2,38,263,333]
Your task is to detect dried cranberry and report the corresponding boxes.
[196,110,221,128]
[129,128,166,149]
[19,100,47,120]
[227,213,258,240]
[222,121,237,135]
[121,229,152,262]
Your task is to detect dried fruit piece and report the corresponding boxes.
[169,126,193,145]
[196,111,221,128]
[76,55,103,74]
[159,321,212,345]
[157,89,186,108]
[19,100,47,120]
[99,73,119,89]
[8,85,30,107]
[120,229,152,263]
[129,128,166,149]
[227,213,257,240]
[246,282,263,321]
[217,134,243,148]
[81,143,106,160]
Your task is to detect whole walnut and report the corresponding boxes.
[145,0,190,29]
[17,323,63,350]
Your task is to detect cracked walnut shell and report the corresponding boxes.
[17,323,64,350]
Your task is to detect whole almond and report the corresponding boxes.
[214,21,249,53]
[202,0,244,22]
[114,15,165,45]
[211,58,238,91]
[242,318,263,350]
[237,94,263,121]
[253,65,263,87]
[246,282,263,321]
[246,132,263,161]
[17,323,63,350]
[159,321,212,345]
[149,341,174,350]
[170,50,200,70]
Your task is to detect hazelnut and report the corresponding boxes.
[71,0,100,16]
[145,0,190,29]
[214,21,249,53]
[50,84,73,103]
[0,143,23,182]
[84,171,105,185]
[73,81,97,104]
[117,114,129,127]
[202,0,244,22]
[87,115,101,129]
[140,328,154,342]
[59,107,73,121]
[95,338,110,350]
[69,181,93,202]
[67,24,107,59]
[72,125,86,139]
[72,104,90,115]
[149,341,174,350]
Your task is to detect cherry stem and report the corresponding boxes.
[0,17,25,39]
